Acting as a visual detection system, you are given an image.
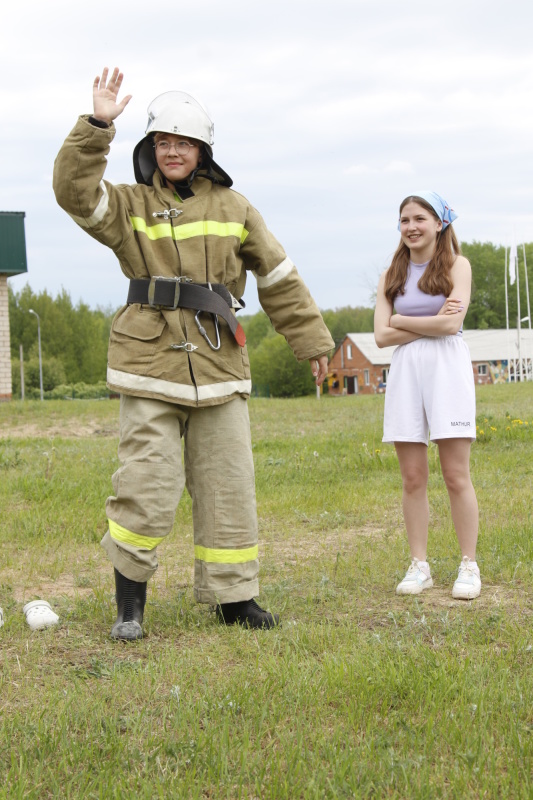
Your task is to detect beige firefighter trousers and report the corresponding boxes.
[101,394,259,604]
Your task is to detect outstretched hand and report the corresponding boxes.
[92,67,132,125]
[309,354,329,387]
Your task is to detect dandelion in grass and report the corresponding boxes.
[218,695,240,712]
[170,685,181,702]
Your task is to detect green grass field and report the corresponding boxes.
[0,384,532,799]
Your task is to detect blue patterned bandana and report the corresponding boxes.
[398,191,458,231]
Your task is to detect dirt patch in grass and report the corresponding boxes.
[269,525,393,564]
[409,583,531,611]
[7,527,387,601]
[0,421,118,440]
[3,551,194,605]
[3,563,106,604]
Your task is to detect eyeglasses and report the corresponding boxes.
[154,139,198,156]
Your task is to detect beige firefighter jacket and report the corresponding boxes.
[53,115,335,406]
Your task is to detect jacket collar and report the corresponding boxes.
[151,170,214,203]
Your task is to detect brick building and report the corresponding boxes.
[327,330,533,395]
[0,212,28,400]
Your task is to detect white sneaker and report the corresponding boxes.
[452,557,481,600]
[396,559,433,595]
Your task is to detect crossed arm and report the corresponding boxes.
[374,256,472,348]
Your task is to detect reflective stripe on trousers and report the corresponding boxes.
[101,394,259,604]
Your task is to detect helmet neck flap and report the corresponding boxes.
[133,91,232,188]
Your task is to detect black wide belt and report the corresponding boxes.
[127,277,246,347]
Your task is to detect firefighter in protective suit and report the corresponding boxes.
[53,67,334,639]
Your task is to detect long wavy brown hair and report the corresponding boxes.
[384,195,461,304]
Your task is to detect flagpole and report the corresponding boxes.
[516,246,523,382]
[522,244,532,328]
[505,246,510,382]
[521,244,532,380]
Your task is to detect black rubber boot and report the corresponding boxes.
[110,568,147,640]
[216,598,280,629]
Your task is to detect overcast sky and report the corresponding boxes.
[2,0,533,315]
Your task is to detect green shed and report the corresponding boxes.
[0,211,28,275]
[0,211,28,400]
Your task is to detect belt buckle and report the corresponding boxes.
[147,276,181,310]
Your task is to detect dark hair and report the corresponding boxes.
[384,195,461,304]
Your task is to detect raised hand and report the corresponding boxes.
[92,67,132,125]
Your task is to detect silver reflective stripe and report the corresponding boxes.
[68,181,109,228]
[253,257,295,289]
[107,368,251,403]
[107,368,197,402]
[197,379,252,401]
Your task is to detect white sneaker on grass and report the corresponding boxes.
[452,556,481,600]
[396,558,433,595]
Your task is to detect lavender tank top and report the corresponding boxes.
[394,260,462,335]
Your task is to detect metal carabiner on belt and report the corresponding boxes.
[195,310,221,351]
[194,282,221,351]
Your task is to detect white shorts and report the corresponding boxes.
[383,336,476,444]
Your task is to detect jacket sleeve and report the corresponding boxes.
[53,115,133,253]
[240,207,334,361]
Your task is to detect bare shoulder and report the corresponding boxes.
[450,254,472,294]
[452,254,471,271]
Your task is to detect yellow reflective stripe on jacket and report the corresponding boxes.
[130,217,249,244]
[108,519,164,551]
[194,545,259,564]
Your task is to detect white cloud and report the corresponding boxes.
[345,161,413,176]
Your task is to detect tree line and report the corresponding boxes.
[9,285,113,398]
[9,240,532,398]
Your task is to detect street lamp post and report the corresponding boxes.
[28,309,43,401]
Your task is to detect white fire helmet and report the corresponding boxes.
[133,91,232,187]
